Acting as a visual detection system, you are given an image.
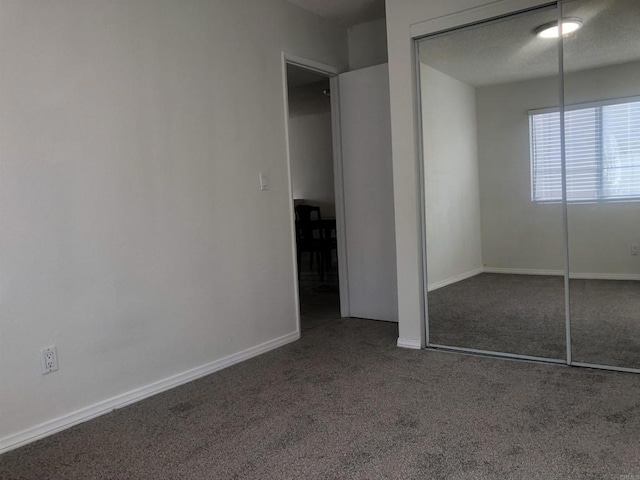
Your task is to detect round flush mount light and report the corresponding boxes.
[535,18,583,38]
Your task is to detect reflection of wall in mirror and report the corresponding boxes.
[477,60,640,277]
[421,64,483,290]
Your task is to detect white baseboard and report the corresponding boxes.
[397,337,423,349]
[427,267,483,292]
[0,330,300,455]
[482,267,563,276]
[483,267,640,281]
[569,272,640,281]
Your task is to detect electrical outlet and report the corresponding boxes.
[631,243,639,256]
[40,346,58,374]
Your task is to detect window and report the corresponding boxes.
[530,98,640,203]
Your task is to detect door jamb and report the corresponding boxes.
[281,52,350,334]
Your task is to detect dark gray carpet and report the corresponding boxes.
[2,318,640,479]
[429,273,640,369]
[570,278,640,369]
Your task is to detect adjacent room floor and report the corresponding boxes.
[298,274,340,331]
[428,273,640,369]
[297,251,341,332]
[2,316,639,479]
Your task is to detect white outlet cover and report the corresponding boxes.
[41,346,58,374]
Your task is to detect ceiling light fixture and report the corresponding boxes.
[535,18,583,39]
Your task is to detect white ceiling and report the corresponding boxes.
[419,0,640,87]
[285,0,385,26]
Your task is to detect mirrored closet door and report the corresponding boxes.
[562,0,640,371]
[418,4,567,361]
[417,0,640,374]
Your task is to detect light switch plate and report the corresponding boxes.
[259,172,268,191]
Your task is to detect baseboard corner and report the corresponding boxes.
[397,337,423,350]
[427,267,484,292]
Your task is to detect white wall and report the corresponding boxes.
[421,65,483,289]
[476,73,565,273]
[477,61,640,276]
[288,82,335,216]
[339,64,398,322]
[347,18,388,71]
[0,0,347,451]
[385,0,552,347]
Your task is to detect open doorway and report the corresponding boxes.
[285,61,343,332]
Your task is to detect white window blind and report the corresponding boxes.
[530,98,640,202]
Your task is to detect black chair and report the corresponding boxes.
[294,205,324,280]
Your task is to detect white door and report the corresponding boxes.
[339,63,398,322]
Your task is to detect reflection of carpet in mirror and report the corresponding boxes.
[428,273,640,370]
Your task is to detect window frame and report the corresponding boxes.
[529,95,640,204]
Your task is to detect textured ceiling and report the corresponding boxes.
[419,0,640,87]
[285,0,385,26]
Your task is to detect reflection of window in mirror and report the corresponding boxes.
[530,97,640,203]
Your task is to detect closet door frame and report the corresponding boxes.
[413,0,640,375]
